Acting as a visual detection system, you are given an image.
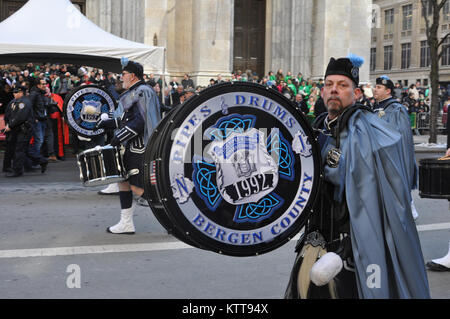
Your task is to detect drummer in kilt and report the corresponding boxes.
[96,58,161,234]
[284,55,430,299]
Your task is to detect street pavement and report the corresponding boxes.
[0,135,449,299]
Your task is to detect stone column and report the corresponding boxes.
[312,0,372,82]
[269,0,314,78]
[190,0,233,86]
[86,0,144,43]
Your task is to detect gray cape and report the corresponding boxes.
[119,81,161,143]
[322,109,430,298]
[378,100,418,191]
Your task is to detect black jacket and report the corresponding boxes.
[4,96,33,130]
[294,100,309,115]
[29,86,47,121]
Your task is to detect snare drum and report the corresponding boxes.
[419,158,450,199]
[77,145,126,187]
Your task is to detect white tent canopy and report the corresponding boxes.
[0,0,165,74]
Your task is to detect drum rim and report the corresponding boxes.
[63,84,118,138]
[77,144,119,156]
[83,176,126,187]
[143,109,206,249]
[419,157,450,163]
[153,82,322,256]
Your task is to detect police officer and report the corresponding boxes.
[96,59,161,234]
[4,86,34,177]
[373,75,419,220]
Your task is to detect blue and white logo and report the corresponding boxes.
[208,128,278,206]
[65,86,116,137]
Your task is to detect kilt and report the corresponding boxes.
[123,146,144,189]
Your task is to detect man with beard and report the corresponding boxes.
[285,55,430,299]
[96,59,161,234]
[28,78,48,172]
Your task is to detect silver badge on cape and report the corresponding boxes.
[326,148,342,168]
[378,109,386,118]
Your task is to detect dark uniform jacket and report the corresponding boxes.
[4,96,33,130]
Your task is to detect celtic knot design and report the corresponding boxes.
[234,194,284,223]
[207,114,255,140]
[192,159,222,211]
[267,131,295,181]
[192,115,296,222]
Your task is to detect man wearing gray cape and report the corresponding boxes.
[284,55,430,299]
[96,58,161,234]
[373,75,419,220]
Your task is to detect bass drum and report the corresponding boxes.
[63,84,117,138]
[144,82,321,256]
[143,108,205,249]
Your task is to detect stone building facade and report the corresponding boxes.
[0,0,372,86]
[85,0,372,85]
[371,0,450,87]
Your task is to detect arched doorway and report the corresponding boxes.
[233,0,266,79]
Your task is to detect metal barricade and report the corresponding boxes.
[416,112,430,130]
[413,111,447,132]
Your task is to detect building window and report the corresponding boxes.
[441,37,450,66]
[422,0,433,17]
[420,40,431,67]
[370,48,377,71]
[384,45,393,70]
[444,1,450,21]
[402,4,413,31]
[401,43,411,69]
[385,9,394,34]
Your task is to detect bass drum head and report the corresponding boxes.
[63,84,117,138]
[145,82,321,256]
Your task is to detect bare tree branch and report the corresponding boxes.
[438,0,448,11]
[438,31,450,47]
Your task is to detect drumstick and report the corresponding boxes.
[438,155,450,161]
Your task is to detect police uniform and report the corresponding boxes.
[4,88,34,177]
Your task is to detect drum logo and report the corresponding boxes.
[208,128,278,205]
[64,86,116,137]
[80,100,102,122]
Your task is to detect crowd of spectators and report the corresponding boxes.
[157,69,449,124]
[1,63,449,145]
